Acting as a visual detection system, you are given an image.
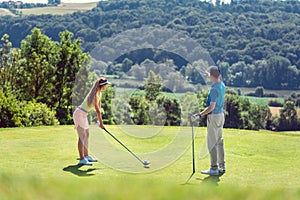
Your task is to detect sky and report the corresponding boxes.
[13,0,232,4]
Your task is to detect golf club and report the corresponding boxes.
[185,112,196,184]
[100,126,150,168]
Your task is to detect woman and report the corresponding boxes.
[73,77,110,166]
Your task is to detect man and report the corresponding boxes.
[194,66,226,176]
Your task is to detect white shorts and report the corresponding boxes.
[73,108,89,130]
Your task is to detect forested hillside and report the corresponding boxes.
[0,0,299,90]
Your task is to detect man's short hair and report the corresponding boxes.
[209,66,220,78]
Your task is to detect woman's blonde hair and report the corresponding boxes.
[87,77,107,107]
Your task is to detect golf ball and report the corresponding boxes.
[143,160,150,165]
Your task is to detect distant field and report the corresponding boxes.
[16,2,98,15]
[115,86,298,116]
[115,86,287,105]
[228,86,300,98]
[270,106,300,117]
[0,8,14,16]
[241,95,300,117]
[242,96,284,106]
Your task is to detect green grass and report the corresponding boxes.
[228,87,299,98]
[241,96,285,106]
[0,125,299,199]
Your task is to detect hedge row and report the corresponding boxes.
[0,90,59,128]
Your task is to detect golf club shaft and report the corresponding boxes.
[184,171,195,184]
[191,120,195,173]
[103,128,145,165]
[188,113,196,173]
[185,113,196,184]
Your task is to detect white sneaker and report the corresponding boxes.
[78,158,93,166]
[219,166,226,174]
[85,155,98,162]
[201,168,219,176]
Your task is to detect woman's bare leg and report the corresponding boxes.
[83,128,89,157]
[77,126,86,160]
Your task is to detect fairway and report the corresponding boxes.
[0,125,299,199]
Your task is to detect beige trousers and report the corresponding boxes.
[207,113,225,168]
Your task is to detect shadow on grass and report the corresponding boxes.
[62,164,98,177]
[198,176,220,186]
[196,173,224,186]
[183,172,225,186]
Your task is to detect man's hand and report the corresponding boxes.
[204,71,210,77]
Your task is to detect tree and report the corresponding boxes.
[54,30,90,124]
[17,28,90,124]
[0,90,21,127]
[128,64,146,80]
[112,94,133,125]
[254,86,264,97]
[0,34,15,93]
[239,98,266,130]
[224,92,242,128]
[0,34,23,96]
[223,89,269,130]
[127,70,182,126]
[217,61,230,84]
[144,70,162,102]
[148,101,167,125]
[129,96,149,125]
[19,28,58,102]
[121,58,134,72]
[183,61,206,85]
[101,86,115,124]
[265,56,291,89]
[229,61,247,86]
[48,0,61,5]
[196,91,209,126]
[277,99,298,131]
[181,92,201,126]
[156,95,181,126]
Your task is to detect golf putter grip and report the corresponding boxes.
[188,112,198,121]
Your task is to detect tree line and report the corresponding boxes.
[1,28,299,131]
[0,29,90,126]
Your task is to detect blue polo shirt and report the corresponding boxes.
[206,82,226,114]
